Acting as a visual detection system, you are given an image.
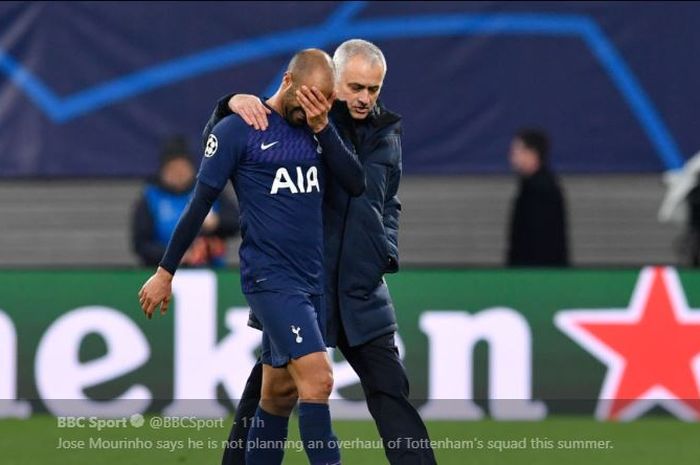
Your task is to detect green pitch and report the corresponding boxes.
[0,416,698,465]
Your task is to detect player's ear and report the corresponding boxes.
[281,72,294,92]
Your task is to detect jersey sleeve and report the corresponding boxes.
[197,115,249,190]
[316,121,366,197]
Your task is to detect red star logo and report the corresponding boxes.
[555,267,700,421]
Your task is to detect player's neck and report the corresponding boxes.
[265,94,284,117]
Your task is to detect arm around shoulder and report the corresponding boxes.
[201,93,236,150]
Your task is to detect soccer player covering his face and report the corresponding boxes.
[138,49,365,465]
[210,39,437,465]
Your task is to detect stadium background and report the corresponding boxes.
[1,1,700,464]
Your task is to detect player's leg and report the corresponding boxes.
[287,351,341,465]
[261,363,298,416]
[242,292,298,465]
[287,293,332,402]
[244,332,298,465]
[287,351,333,401]
[284,293,340,465]
[246,291,340,464]
[338,329,436,465]
[221,359,262,465]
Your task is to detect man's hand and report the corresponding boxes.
[228,94,271,131]
[138,267,173,319]
[297,86,335,134]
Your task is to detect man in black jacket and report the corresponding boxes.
[507,129,569,267]
[207,39,436,465]
[687,173,700,267]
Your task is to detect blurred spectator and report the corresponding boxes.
[131,136,239,267]
[507,129,569,267]
[687,173,700,267]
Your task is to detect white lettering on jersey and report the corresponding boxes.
[306,166,320,192]
[270,167,320,195]
[296,167,304,193]
[270,168,298,194]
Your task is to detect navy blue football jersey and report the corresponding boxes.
[198,111,325,294]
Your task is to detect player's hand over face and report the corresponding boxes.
[138,267,173,319]
[228,94,271,131]
[297,86,335,134]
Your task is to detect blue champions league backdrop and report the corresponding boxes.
[1,1,700,177]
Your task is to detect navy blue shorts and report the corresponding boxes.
[244,291,327,368]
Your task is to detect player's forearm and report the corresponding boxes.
[316,123,366,197]
[159,181,221,274]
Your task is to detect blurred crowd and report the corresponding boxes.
[131,132,700,269]
[131,136,239,268]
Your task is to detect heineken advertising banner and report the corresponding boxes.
[1,267,699,421]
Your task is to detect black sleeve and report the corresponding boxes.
[131,195,166,266]
[689,187,700,230]
[159,181,222,274]
[553,188,570,266]
[383,166,402,273]
[214,192,240,238]
[201,93,236,150]
[316,122,366,197]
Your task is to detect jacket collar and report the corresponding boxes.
[331,99,401,130]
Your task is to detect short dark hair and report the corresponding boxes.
[516,129,549,163]
[159,135,193,168]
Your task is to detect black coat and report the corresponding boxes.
[688,184,700,267]
[323,100,402,347]
[688,185,700,231]
[507,168,569,267]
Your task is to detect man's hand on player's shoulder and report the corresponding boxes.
[297,86,335,134]
[228,94,270,131]
[138,266,173,319]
